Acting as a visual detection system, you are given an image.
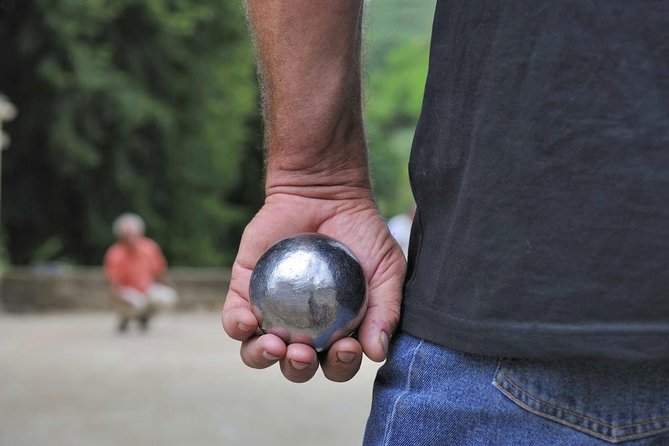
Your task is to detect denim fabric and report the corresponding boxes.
[364,333,669,445]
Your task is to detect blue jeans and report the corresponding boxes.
[364,333,669,445]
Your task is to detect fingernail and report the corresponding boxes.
[379,331,389,356]
[336,351,357,364]
[238,321,252,333]
[290,360,310,370]
[262,351,280,361]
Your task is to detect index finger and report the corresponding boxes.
[222,262,258,341]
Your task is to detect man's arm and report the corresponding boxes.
[250,0,368,195]
[103,248,124,298]
[149,240,171,285]
[223,0,406,383]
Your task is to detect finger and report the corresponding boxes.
[222,305,259,341]
[357,247,406,362]
[222,269,258,341]
[240,333,288,369]
[320,336,363,382]
[279,343,319,383]
[222,259,258,340]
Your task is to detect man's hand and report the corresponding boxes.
[222,189,406,383]
[223,0,405,383]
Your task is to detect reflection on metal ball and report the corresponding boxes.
[249,233,367,352]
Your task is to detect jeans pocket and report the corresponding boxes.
[493,358,669,443]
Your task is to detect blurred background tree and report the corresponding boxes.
[0,0,434,267]
[0,0,263,266]
[364,0,435,217]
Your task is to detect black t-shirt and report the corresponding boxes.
[402,0,669,360]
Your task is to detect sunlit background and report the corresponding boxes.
[0,0,435,444]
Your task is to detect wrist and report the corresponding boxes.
[265,168,372,201]
[265,123,372,200]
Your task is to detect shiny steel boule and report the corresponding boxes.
[249,233,367,351]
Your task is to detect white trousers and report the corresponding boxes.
[117,284,178,317]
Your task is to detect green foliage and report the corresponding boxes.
[0,0,434,266]
[1,0,263,266]
[363,0,435,217]
[363,0,436,72]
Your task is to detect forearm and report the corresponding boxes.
[246,0,370,196]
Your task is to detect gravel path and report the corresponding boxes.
[0,312,381,446]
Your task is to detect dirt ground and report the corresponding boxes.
[0,312,382,446]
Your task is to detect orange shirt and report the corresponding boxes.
[104,237,167,292]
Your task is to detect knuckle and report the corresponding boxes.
[222,314,241,338]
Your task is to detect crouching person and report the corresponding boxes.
[104,213,178,332]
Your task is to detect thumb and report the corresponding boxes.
[356,250,406,362]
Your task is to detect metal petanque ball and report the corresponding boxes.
[249,233,367,351]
